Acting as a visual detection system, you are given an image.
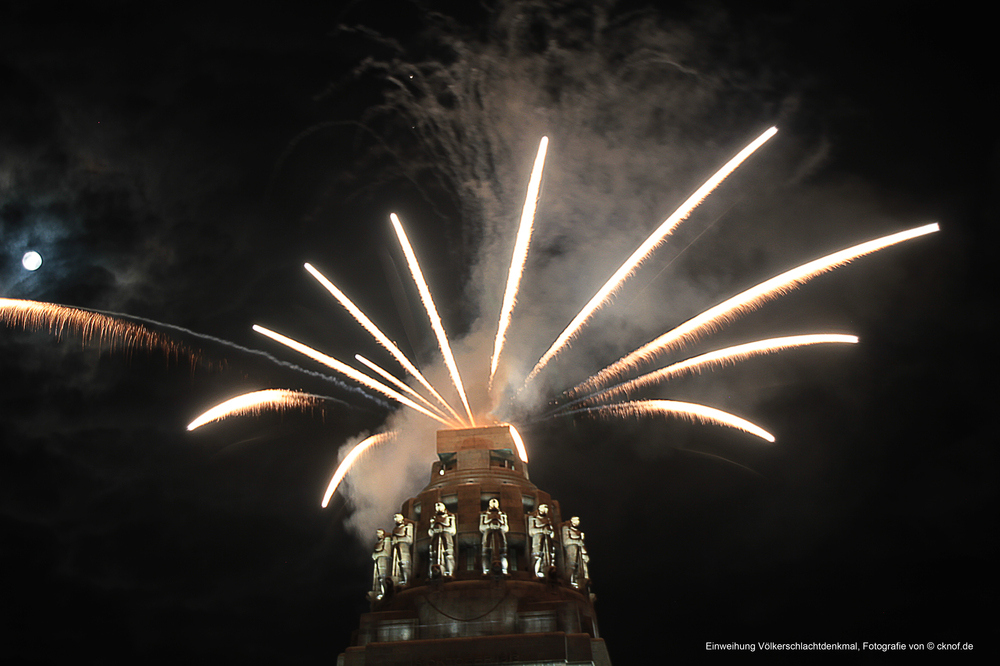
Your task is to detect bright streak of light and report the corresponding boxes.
[304,262,465,424]
[506,423,529,462]
[584,334,859,404]
[187,389,322,430]
[0,298,184,356]
[322,431,398,507]
[355,354,455,425]
[252,324,452,427]
[523,127,778,386]
[390,213,476,425]
[573,222,939,395]
[489,136,548,389]
[572,399,775,443]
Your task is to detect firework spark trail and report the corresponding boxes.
[186,389,325,430]
[571,222,940,396]
[1,298,188,356]
[0,298,381,407]
[489,136,548,390]
[565,399,775,443]
[134,320,378,406]
[253,324,452,427]
[570,334,859,407]
[506,423,529,462]
[304,262,465,423]
[390,213,475,425]
[118,316,377,405]
[355,354,456,425]
[522,127,778,387]
[322,431,398,507]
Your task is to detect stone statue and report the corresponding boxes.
[527,503,555,578]
[561,516,589,589]
[479,498,509,575]
[391,513,415,586]
[428,502,456,577]
[369,528,391,601]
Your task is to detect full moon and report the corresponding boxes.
[22,251,43,271]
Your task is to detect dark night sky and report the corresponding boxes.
[1,1,993,663]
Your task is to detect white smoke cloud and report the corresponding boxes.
[335,407,436,540]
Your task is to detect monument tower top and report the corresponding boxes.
[338,425,611,666]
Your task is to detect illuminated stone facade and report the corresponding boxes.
[338,426,612,665]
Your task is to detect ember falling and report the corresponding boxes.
[0,1,988,664]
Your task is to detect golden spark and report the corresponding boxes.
[489,136,549,389]
[523,127,778,386]
[187,389,322,431]
[573,223,939,395]
[506,423,529,463]
[391,213,475,425]
[322,431,398,507]
[579,334,859,405]
[577,399,775,443]
[1,298,186,357]
[304,262,464,424]
[355,354,456,425]
[252,324,452,427]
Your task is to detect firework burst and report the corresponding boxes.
[0,130,940,508]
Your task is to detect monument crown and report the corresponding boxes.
[338,426,611,665]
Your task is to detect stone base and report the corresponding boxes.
[338,632,611,666]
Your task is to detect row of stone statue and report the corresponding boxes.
[370,501,589,601]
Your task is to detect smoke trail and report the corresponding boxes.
[1,298,193,356]
[253,324,453,426]
[677,448,764,478]
[0,298,383,407]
